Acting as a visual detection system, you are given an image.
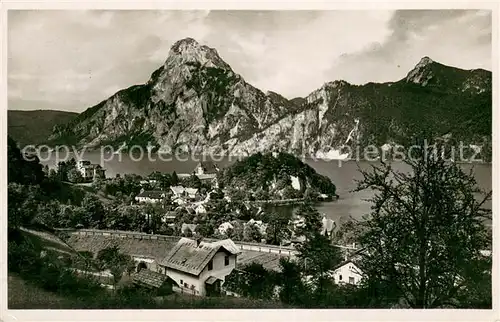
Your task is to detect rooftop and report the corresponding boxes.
[185,188,199,195]
[133,269,169,289]
[170,186,185,195]
[158,238,240,276]
[195,161,219,174]
[136,190,166,199]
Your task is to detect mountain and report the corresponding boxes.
[48,38,492,161]
[8,110,78,147]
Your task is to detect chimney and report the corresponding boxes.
[196,237,203,247]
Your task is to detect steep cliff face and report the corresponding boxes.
[50,38,294,153]
[49,38,492,160]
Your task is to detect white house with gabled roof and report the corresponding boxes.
[330,260,364,286]
[157,238,241,296]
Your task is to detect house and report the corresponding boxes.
[211,176,219,189]
[321,216,336,237]
[161,211,177,225]
[170,186,185,198]
[173,198,187,205]
[157,238,240,296]
[169,186,198,201]
[330,260,364,285]
[133,269,174,295]
[318,193,330,200]
[218,222,234,235]
[185,188,199,200]
[194,161,219,175]
[139,179,159,189]
[290,175,302,191]
[181,223,198,235]
[135,190,167,203]
[195,204,207,214]
[76,160,106,180]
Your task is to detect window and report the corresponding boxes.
[184,282,188,288]
[349,277,355,284]
[224,255,230,266]
[339,275,342,281]
[208,260,213,271]
[180,279,183,285]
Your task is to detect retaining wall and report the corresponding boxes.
[64,229,299,257]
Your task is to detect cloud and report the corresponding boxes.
[8,10,492,112]
[329,10,492,85]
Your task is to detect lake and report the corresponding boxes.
[38,151,492,224]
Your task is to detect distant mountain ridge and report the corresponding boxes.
[8,110,78,147]
[46,38,491,160]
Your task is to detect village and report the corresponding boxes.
[51,158,363,299]
[8,135,493,309]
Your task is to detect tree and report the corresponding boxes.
[183,227,193,237]
[8,183,41,229]
[96,246,134,290]
[354,147,492,308]
[35,200,61,227]
[104,206,133,231]
[81,194,105,228]
[209,188,224,200]
[224,263,277,300]
[294,202,323,239]
[58,204,79,228]
[304,187,320,201]
[228,221,244,241]
[130,207,148,232]
[147,171,162,181]
[295,232,343,281]
[67,168,83,183]
[265,213,291,245]
[282,186,300,200]
[243,223,263,242]
[142,203,162,233]
[8,136,45,185]
[159,173,172,190]
[92,176,106,192]
[182,174,202,189]
[254,188,270,201]
[196,222,214,237]
[276,257,311,306]
[48,168,58,180]
[171,171,179,185]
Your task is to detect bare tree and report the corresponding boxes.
[354,146,491,308]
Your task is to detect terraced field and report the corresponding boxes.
[236,251,283,272]
[65,234,179,259]
[64,231,287,271]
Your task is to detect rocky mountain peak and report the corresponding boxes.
[416,56,434,67]
[323,80,349,90]
[47,39,491,162]
[166,37,231,70]
[405,56,435,85]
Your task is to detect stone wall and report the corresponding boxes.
[65,229,299,257]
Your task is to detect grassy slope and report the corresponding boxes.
[9,227,286,309]
[8,110,78,146]
[8,272,286,309]
[8,273,80,309]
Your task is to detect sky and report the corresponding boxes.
[8,10,492,112]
